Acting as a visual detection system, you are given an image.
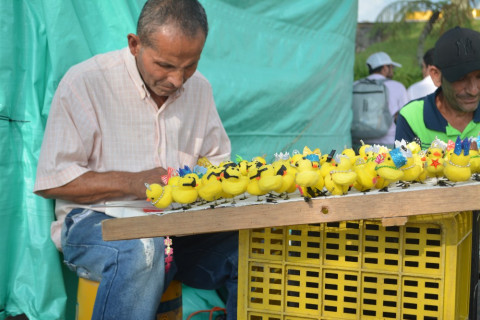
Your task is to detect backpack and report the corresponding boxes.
[351,78,392,140]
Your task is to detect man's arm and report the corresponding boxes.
[35,167,168,204]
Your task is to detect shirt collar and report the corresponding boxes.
[424,87,480,132]
[123,47,184,102]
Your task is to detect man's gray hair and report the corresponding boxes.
[137,0,208,47]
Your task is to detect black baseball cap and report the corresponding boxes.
[433,26,480,82]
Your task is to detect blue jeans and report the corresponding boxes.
[61,209,238,320]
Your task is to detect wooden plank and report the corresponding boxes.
[102,183,480,241]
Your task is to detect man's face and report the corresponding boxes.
[442,70,480,113]
[128,25,205,98]
[385,65,394,79]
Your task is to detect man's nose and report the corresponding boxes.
[169,69,185,88]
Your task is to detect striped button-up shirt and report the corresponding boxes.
[34,48,231,248]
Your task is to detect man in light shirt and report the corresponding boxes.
[407,48,438,101]
[34,0,238,319]
[357,52,409,149]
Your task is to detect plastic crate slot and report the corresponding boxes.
[346,233,359,240]
[287,269,300,275]
[385,236,399,243]
[384,259,398,265]
[286,290,299,297]
[427,227,441,234]
[363,309,376,316]
[425,304,439,311]
[404,261,419,267]
[385,226,400,232]
[306,282,319,289]
[307,253,320,259]
[250,277,264,283]
[343,307,357,314]
[306,292,319,299]
[404,279,418,286]
[383,300,397,307]
[403,302,417,309]
[305,303,318,310]
[365,246,378,253]
[306,270,319,277]
[426,250,440,257]
[365,223,379,230]
[364,287,377,294]
[406,227,420,233]
[344,285,357,292]
[402,314,416,319]
[268,299,281,306]
[324,294,337,301]
[325,254,339,260]
[424,293,439,300]
[252,248,265,255]
[325,283,337,290]
[383,289,397,296]
[405,249,419,256]
[326,243,339,249]
[345,256,358,262]
[252,237,265,244]
[345,244,359,251]
[424,317,438,320]
[424,281,439,288]
[269,289,281,295]
[364,257,378,264]
[346,222,360,229]
[344,296,357,303]
[307,241,320,248]
[288,251,300,257]
[405,238,419,244]
[363,298,377,305]
[287,280,299,286]
[324,305,337,312]
[326,232,339,239]
[426,239,440,246]
[365,235,379,241]
[425,262,440,269]
[404,291,418,298]
[250,297,263,304]
[385,247,399,254]
[289,240,301,247]
[382,311,397,318]
[364,276,377,283]
[307,231,321,237]
[326,222,339,227]
[269,249,282,256]
[384,278,398,285]
[290,229,301,236]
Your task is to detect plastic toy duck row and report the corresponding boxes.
[145,137,480,210]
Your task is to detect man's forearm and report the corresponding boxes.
[35,167,167,204]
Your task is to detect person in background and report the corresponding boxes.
[407,48,438,101]
[396,26,480,148]
[359,52,409,148]
[33,0,238,319]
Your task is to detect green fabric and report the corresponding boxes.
[400,100,480,148]
[200,0,357,162]
[0,1,356,319]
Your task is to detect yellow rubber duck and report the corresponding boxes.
[444,137,471,182]
[324,155,357,196]
[247,164,268,201]
[145,183,173,209]
[172,174,199,206]
[374,148,405,191]
[221,166,249,203]
[425,139,446,179]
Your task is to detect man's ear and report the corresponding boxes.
[127,33,141,56]
[429,66,442,87]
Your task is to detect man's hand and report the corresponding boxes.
[35,167,168,204]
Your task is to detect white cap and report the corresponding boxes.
[366,52,402,69]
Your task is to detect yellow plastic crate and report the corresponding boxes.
[238,211,473,320]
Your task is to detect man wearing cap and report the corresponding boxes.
[396,27,480,148]
[357,52,409,148]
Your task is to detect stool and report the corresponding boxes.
[76,278,182,320]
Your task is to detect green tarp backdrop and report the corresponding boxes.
[0,0,356,319]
